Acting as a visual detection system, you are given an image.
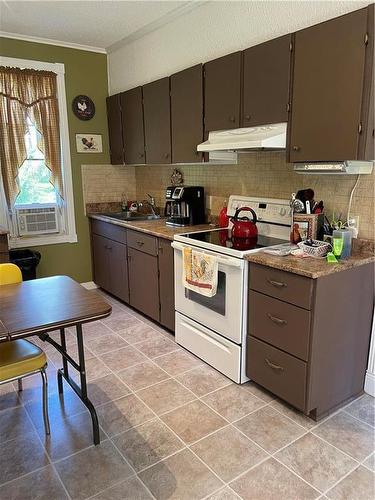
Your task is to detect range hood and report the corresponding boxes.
[197,123,287,152]
[294,161,374,175]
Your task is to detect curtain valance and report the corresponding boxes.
[0,66,63,209]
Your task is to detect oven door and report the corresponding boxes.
[172,241,245,343]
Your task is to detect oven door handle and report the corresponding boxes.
[171,241,243,268]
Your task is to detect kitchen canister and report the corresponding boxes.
[332,229,352,259]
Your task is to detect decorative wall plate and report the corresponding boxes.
[72,95,95,120]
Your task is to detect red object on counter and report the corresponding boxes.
[231,235,258,250]
[230,207,258,239]
[218,202,229,228]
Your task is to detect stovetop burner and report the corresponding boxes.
[182,228,287,251]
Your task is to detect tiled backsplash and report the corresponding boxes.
[81,153,374,240]
[81,164,136,210]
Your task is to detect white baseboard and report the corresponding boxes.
[80,281,98,290]
[364,371,375,397]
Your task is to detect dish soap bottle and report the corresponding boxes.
[219,200,229,228]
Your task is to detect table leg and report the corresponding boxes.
[57,328,69,394]
[76,324,100,445]
[41,325,100,445]
[56,324,100,445]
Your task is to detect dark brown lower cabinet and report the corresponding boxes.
[128,247,160,322]
[158,238,175,331]
[91,219,176,330]
[0,233,9,263]
[92,234,110,291]
[91,233,129,303]
[107,240,129,303]
[247,263,374,419]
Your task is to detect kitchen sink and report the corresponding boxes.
[101,211,161,221]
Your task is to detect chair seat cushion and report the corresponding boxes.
[0,339,47,381]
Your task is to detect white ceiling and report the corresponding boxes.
[0,1,205,52]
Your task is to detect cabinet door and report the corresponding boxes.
[106,94,124,164]
[158,239,175,331]
[243,35,291,127]
[289,8,368,162]
[108,240,129,303]
[204,51,242,132]
[171,65,203,163]
[128,247,160,321]
[361,3,374,161]
[143,77,171,164]
[92,234,110,291]
[121,87,146,164]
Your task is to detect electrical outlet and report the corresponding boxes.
[347,215,359,238]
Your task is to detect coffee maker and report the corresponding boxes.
[164,186,205,226]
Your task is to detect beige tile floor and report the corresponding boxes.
[0,290,374,500]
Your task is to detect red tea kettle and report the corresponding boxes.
[230,207,258,239]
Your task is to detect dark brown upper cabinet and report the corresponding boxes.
[170,65,204,163]
[242,34,292,127]
[120,87,146,164]
[106,94,124,164]
[204,51,242,132]
[362,3,374,161]
[143,77,171,164]
[289,7,372,162]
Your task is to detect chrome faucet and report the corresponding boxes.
[147,193,156,207]
[146,194,157,216]
[139,194,157,216]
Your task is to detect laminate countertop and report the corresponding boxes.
[246,239,375,279]
[88,213,216,240]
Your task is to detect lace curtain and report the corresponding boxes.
[0,66,63,209]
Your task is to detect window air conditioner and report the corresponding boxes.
[16,204,59,236]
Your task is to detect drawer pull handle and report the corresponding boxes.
[136,241,144,246]
[267,279,287,288]
[267,313,287,326]
[265,358,284,371]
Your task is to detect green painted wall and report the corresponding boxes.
[0,37,109,282]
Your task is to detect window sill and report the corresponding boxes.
[9,233,78,249]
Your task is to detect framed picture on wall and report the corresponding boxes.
[76,134,103,153]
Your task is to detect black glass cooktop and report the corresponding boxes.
[182,229,287,251]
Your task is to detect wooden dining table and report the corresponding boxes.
[0,275,112,445]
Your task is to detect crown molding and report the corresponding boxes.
[1,1,208,55]
[0,31,107,54]
[107,0,209,53]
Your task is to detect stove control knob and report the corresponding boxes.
[279,207,287,216]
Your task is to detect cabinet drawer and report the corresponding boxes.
[249,291,311,361]
[176,312,241,383]
[127,230,158,256]
[250,264,313,310]
[91,219,127,245]
[247,336,307,410]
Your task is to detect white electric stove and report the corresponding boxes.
[172,195,292,383]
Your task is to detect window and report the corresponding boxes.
[16,117,57,206]
[0,56,76,247]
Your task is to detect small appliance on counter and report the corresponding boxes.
[164,186,205,226]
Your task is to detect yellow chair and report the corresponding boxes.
[0,263,50,434]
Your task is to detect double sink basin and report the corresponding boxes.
[101,211,161,222]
